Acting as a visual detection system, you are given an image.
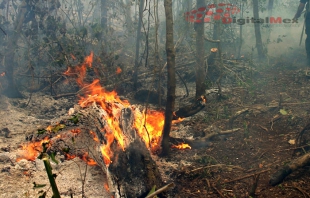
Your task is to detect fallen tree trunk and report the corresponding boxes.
[269,152,310,186]
[173,96,206,120]
[24,102,163,198]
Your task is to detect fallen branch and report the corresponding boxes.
[170,128,240,149]
[228,108,249,129]
[269,152,310,186]
[173,96,206,120]
[204,36,220,43]
[212,184,225,198]
[203,128,240,140]
[189,164,244,173]
[284,185,310,198]
[223,169,270,184]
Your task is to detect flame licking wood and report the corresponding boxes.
[171,143,191,150]
[64,51,94,86]
[19,52,186,166]
[64,52,171,164]
[17,137,50,162]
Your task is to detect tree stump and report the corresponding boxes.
[22,102,163,198]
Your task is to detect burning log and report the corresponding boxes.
[20,100,164,197]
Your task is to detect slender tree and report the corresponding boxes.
[195,0,206,98]
[133,0,145,90]
[3,0,27,98]
[161,0,176,156]
[267,0,274,40]
[253,0,265,59]
[101,0,108,50]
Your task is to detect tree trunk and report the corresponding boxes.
[133,0,145,90]
[161,0,176,156]
[237,1,245,59]
[267,0,274,40]
[101,0,108,50]
[253,0,265,59]
[212,0,220,44]
[195,0,206,98]
[124,0,133,35]
[154,0,162,107]
[3,0,26,98]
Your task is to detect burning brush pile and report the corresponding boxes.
[16,52,189,197]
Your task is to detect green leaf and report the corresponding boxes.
[52,124,66,133]
[38,129,47,134]
[147,185,156,196]
[33,182,47,189]
[50,152,59,165]
[69,114,81,124]
[279,109,288,115]
[62,147,70,153]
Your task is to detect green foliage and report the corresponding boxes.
[37,129,47,135]
[69,114,81,124]
[51,124,66,133]
[243,121,249,138]
[147,185,157,197]
[33,182,47,189]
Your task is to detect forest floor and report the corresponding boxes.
[1,57,310,198]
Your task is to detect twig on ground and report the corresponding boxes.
[223,169,270,184]
[189,164,244,173]
[285,185,310,198]
[145,182,175,198]
[212,184,225,198]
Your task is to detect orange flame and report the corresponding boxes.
[71,128,81,134]
[134,110,165,151]
[104,182,110,192]
[63,52,169,164]
[172,116,185,124]
[65,153,97,166]
[64,51,94,86]
[172,143,191,150]
[82,153,97,166]
[65,153,76,160]
[17,137,50,161]
[46,125,53,132]
[116,67,122,74]
[90,131,100,142]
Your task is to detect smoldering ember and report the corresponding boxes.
[2,1,310,198]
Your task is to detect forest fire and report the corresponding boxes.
[172,143,191,150]
[64,52,170,164]
[17,52,187,166]
[17,137,50,162]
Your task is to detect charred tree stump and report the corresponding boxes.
[269,153,310,186]
[24,102,163,198]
